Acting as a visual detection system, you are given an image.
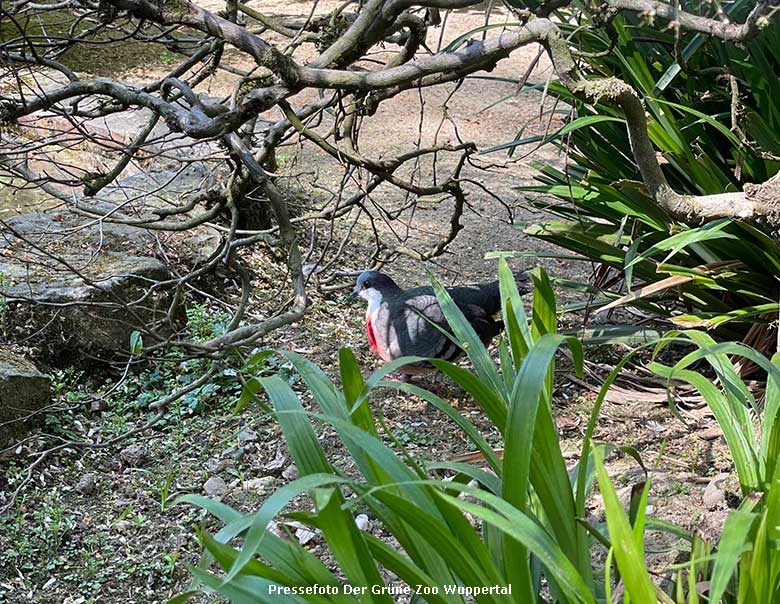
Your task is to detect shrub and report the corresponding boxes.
[497,4,780,344]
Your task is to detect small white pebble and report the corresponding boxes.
[355,514,371,532]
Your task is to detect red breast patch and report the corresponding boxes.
[366,315,388,360]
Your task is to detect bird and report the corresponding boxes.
[347,269,531,377]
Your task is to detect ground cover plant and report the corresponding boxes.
[176,261,780,603]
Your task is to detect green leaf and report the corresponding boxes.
[653,97,742,147]
[175,494,242,525]
[363,534,461,604]
[530,267,557,340]
[708,511,756,604]
[262,376,332,476]
[761,353,780,481]
[429,360,508,430]
[235,377,262,413]
[314,486,393,604]
[166,591,198,604]
[222,471,348,584]
[498,258,531,368]
[502,333,579,598]
[435,484,595,604]
[652,363,759,492]
[625,219,737,269]
[426,461,502,495]
[383,379,503,475]
[369,489,509,604]
[482,115,625,155]
[338,348,376,435]
[671,303,780,328]
[244,349,273,373]
[562,326,666,346]
[189,566,303,604]
[130,330,143,355]
[430,273,505,396]
[592,447,657,604]
[652,0,755,93]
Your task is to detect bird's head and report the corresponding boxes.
[347,270,400,303]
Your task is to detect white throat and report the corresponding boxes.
[360,288,383,316]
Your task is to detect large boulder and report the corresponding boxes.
[1,211,174,366]
[0,161,227,365]
[0,348,51,446]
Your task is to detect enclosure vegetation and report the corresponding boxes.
[2,0,780,602]
[187,262,780,604]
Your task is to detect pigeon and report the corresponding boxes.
[348,270,531,376]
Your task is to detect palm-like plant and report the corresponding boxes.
[171,263,608,603]
[171,263,780,604]
[496,2,780,349]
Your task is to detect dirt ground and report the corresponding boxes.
[0,3,737,603]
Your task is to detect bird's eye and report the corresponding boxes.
[362,280,371,289]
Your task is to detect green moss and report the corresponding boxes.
[573,77,634,105]
[316,15,351,52]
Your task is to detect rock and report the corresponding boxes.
[75,473,98,495]
[697,426,723,441]
[90,399,108,413]
[0,348,51,446]
[203,476,228,499]
[282,464,299,481]
[268,521,282,538]
[0,159,221,366]
[99,164,210,200]
[98,167,224,264]
[556,416,580,433]
[285,521,319,545]
[263,448,288,474]
[1,211,174,366]
[233,490,248,505]
[355,514,371,532]
[295,527,318,545]
[242,476,276,494]
[176,226,222,266]
[238,428,258,444]
[703,473,729,509]
[119,444,148,467]
[18,97,222,172]
[203,457,230,475]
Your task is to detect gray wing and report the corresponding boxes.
[464,303,504,344]
[401,294,503,355]
[388,294,462,361]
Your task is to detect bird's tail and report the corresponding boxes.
[464,269,532,316]
[446,269,532,318]
[486,270,532,298]
[513,270,532,295]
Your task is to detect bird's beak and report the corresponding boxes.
[347,289,359,302]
